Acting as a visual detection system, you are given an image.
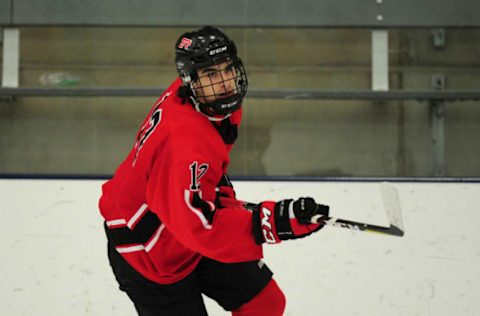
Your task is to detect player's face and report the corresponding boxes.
[193,62,237,103]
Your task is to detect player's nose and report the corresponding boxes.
[222,75,235,91]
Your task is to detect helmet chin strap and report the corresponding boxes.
[189,96,232,121]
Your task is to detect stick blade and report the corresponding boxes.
[380,182,405,236]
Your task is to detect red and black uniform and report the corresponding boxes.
[99,79,263,284]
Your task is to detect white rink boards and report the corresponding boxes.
[0,179,479,316]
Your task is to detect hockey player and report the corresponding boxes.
[99,26,329,316]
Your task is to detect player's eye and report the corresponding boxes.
[225,63,234,72]
[207,71,218,78]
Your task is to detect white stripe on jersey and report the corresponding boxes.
[116,244,145,253]
[114,224,165,254]
[128,203,148,229]
[145,224,166,252]
[106,219,127,227]
[184,190,212,230]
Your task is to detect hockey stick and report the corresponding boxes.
[310,182,405,237]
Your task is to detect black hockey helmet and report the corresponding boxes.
[175,26,248,119]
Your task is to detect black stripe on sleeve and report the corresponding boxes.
[191,192,215,224]
[105,210,161,246]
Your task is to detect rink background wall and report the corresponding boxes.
[1,179,478,316]
[1,27,480,177]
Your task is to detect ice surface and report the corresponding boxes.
[1,180,479,316]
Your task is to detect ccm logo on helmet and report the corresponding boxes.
[209,46,228,55]
[178,37,193,50]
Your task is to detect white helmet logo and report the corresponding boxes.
[209,46,228,55]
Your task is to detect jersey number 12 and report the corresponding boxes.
[189,161,209,191]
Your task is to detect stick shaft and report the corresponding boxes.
[314,216,404,237]
[313,182,404,237]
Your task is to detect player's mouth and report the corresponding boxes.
[219,90,235,98]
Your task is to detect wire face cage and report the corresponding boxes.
[192,59,247,100]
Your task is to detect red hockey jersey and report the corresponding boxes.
[99,78,263,284]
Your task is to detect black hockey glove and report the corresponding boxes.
[251,198,329,244]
